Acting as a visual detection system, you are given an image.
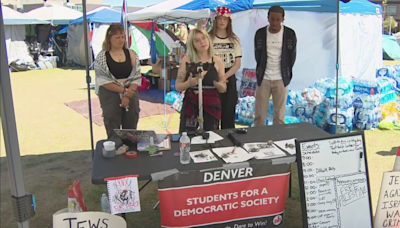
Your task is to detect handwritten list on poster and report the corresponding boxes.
[374,172,400,228]
[299,135,372,228]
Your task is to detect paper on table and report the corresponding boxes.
[243,142,287,160]
[212,147,254,163]
[274,138,297,155]
[191,131,224,144]
[189,150,218,163]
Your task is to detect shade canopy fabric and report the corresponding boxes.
[2,5,49,25]
[70,7,121,24]
[176,0,254,13]
[24,3,82,25]
[126,9,211,23]
[383,34,400,60]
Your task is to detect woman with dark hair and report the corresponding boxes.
[209,6,242,129]
[175,28,227,133]
[94,24,142,139]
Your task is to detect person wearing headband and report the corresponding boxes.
[94,24,141,139]
[254,5,297,126]
[175,28,227,133]
[209,6,242,129]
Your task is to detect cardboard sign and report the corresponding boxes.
[374,171,400,228]
[296,132,374,228]
[239,68,257,98]
[158,163,291,228]
[53,209,127,228]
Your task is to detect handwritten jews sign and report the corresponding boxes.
[158,163,291,228]
[53,209,127,228]
[375,172,400,228]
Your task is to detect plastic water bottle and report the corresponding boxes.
[179,132,191,164]
[101,193,110,213]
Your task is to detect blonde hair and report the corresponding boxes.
[102,24,126,51]
[186,28,214,63]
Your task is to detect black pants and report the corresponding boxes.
[220,72,238,129]
[98,86,140,140]
[179,97,219,133]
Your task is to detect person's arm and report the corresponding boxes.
[214,56,227,93]
[292,31,297,68]
[225,39,242,78]
[254,29,261,64]
[175,56,191,92]
[103,83,125,93]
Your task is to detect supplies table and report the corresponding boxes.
[91,123,329,184]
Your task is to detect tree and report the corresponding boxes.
[382,0,387,19]
[384,17,398,33]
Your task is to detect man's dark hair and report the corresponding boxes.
[268,5,285,17]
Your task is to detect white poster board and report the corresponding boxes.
[374,171,400,228]
[296,132,373,228]
[53,209,127,228]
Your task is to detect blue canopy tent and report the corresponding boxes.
[383,34,400,60]
[177,0,254,13]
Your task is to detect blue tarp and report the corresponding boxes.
[70,8,121,24]
[253,0,381,14]
[176,0,254,13]
[383,34,400,60]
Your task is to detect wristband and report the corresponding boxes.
[123,88,128,96]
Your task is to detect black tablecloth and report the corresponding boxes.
[91,122,329,184]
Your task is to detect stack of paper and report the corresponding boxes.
[137,137,171,151]
[274,138,297,155]
[212,147,254,163]
[243,142,287,160]
[189,150,218,163]
[191,131,224,144]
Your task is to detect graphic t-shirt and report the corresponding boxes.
[212,35,242,69]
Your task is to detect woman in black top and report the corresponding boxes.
[94,25,142,140]
[175,28,227,133]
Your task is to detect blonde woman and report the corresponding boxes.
[175,28,227,133]
[94,24,141,139]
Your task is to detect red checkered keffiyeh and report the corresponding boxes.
[184,90,221,121]
[215,6,231,19]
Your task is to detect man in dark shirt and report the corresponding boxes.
[253,5,297,126]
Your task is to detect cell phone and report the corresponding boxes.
[171,134,181,142]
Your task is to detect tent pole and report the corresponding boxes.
[0,5,30,228]
[163,21,167,130]
[81,0,95,157]
[335,0,340,134]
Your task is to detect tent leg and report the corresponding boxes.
[335,0,340,134]
[81,0,95,157]
[0,5,30,228]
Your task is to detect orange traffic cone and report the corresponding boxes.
[393,147,400,171]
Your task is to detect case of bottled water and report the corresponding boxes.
[353,107,382,130]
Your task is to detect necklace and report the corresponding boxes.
[110,50,125,62]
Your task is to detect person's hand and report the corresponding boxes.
[188,73,199,87]
[120,96,130,108]
[214,80,227,93]
[198,70,207,79]
[126,88,135,98]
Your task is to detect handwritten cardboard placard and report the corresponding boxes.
[106,175,141,215]
[375,172,400,228]
[53,209,127,228]
[239,68,257,98]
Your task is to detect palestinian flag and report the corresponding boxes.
[131,22,184,56]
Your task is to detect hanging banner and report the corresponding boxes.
[239,68,257,98]
[158,163,290,228]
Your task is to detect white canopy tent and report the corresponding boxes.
[2,6,50,63]
[24,3,82,25]
[126,9,211,23]
[134,0,194,13]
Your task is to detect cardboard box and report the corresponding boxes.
[158,77,171,92]
[148,57,169,76]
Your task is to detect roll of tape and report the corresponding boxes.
[126,151,137,158]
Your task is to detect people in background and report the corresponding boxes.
[209,6,242,129]
[254,5,297,126]
[94,24,142,139]
[175,28,227,133]
[176,23,189,44]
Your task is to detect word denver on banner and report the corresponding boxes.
[158,163,291,228]
[239,68,257,98]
